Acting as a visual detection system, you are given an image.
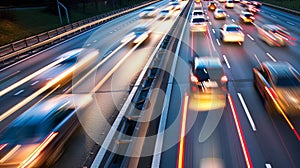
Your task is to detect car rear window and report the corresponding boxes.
[192,18,205,23]
[226,26,241,32]
[195,67,223,82]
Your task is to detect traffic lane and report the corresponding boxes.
[0,0,168,93]
[54,11,181,167]
[235,84,300,167]
[184,101,247,167]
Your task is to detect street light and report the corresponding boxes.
[57,0,70,25]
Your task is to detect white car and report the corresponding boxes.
[139,6,157,18]
[225,0,234,8]
[258,24,293,47]
[121,25,151,44]
[220,24,245,44]
[214,8,227,19]
[169,2,181,10]
[190,16,208,32]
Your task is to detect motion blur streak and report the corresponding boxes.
[20,132,58,168]
[0,143,7,151]
[228,94,253,168]
[265,87,300,141]
[0,58,64,97]
[0,84,59,122]
[177,95,189,168]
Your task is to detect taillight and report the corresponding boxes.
[221,75,228,83]
[191,75,198,83]
[265,86,278,100]
[0,143,8,151]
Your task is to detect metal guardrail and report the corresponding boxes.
[0,0,159,64]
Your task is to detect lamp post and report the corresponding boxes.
[57,0,70,25]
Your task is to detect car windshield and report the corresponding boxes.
[244,13,253,17]
[217,10,225,13]
[161,10,169,13]
[226,26,241,32]
[144,8,154,12]
[192,18,205,23]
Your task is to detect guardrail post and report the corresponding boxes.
[11,43,15,52]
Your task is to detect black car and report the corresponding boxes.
[253,61,300,116]
[0,94,92,167]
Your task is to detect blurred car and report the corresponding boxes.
[239,11,255,23]
[169,1,181,10]
[253,61,300,116]
[159,9,172,19]
[190,16,208,32]
[251,1,262,8]
[192,9,205,16]
[225,0,234,8]
[214,8,227,19]
[121,25,151,44]
[219,0,226,3]
[246,5,260,13]
[194,2,203,10]
[257,24,293,47]
[0,94,92,167]
[233,0,240,2]
[208,2,217,11]
[220,24,245,44]
[139,6,157,18]
[37,48,99,89]
[190,57,228,110]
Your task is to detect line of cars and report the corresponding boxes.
[190,3,208,33]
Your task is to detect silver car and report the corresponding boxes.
[258,24,293,47]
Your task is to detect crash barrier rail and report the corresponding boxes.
[262,2,300,15]
[90,1,191,167]
[0,0,159,64]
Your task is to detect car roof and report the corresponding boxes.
[194,57,222,69]
[263,61,298,77]
[242,11,253,15]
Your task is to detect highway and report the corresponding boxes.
[0,0,299,167]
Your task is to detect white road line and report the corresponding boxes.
[265,163,272,168]
[86,43,91,46]
[227,14,230,17]
[231,19,235,22]
[216,39,221,46]
[31,81,39,86]
[266,52,277,62]
[207,16,210,19]
[254,54,263,69]
[93,40,97,43]
[110,31,113,33]
[222,55,231,69]
[286,21,295,26]
[247,34,254,41]
[237,93,257,131]
[212,29,215,34]
[209,21,212,25]
[271,14,277,18]
[14,90,24,96]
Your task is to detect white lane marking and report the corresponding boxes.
[222,55,231,69]
[31,81,39,86]
[266,52,277,62]
[247,34,254,41]
[207,16,210,19]
[271,14,277,18]
[254,54,263,69]
[86,43,91,46]
[110,31,113,33]
[286,21,295,26]
[265,163,272,168]
[93,40,97,43]
[209,21,212,25]
[227,14,230,17]
[216,39,221,46]
[231,19,235,22]
[237,93,257,131]
[14,90,24,96]
[212,29,215,34]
